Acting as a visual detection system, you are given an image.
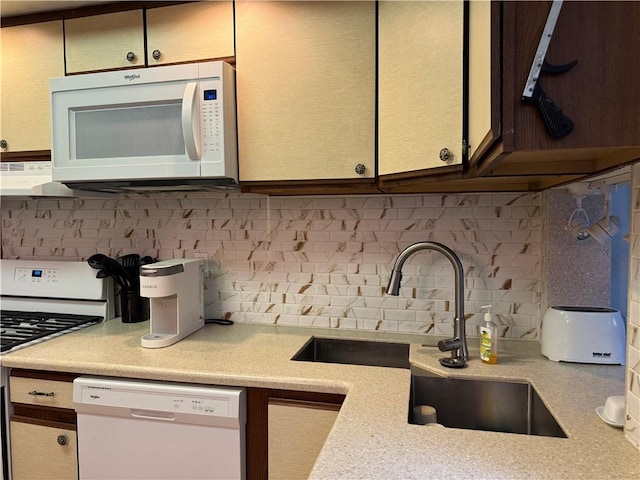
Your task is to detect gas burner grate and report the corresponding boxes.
[0,310,103,353]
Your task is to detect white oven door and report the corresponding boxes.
[51,80,203,183]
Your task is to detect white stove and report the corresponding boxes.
[1,310,105,353]
[0,259,114,480]
[0,259,114,353]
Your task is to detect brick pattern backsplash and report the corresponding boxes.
[3,182,639,449]
[1,192,543,339]
[627,163,640,449]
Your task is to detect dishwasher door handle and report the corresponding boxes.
[130,409,176,421]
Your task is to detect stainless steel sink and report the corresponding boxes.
[291,337,410,369]
[409,368,567,438]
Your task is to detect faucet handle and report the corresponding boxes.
[437,338,461,352]
[437,338,467,368]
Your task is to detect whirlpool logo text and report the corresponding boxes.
[124,73,141,81]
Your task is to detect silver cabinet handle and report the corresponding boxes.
[152,49,161,61]
[28,390,55,397]
[0,139,7,149]
[355,163,366,175]
[57,435,67,446]
[126,51,136,62]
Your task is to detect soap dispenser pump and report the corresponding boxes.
[480,305,498,364]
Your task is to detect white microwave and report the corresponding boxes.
[50,61,237,193]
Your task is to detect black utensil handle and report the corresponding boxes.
[528,84,573,139]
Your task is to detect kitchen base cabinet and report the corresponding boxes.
[9,420,77,480]
[246,388,345,480]
[8,370,78,480]
[268,399,340,480]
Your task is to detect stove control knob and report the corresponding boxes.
[57,435,68,446]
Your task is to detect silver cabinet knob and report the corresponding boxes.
[439,148,451,163]
[57,435,67,446]
[126,51,136,62]
[152,49,161,61]
[354,163,366,175]
[0,139,7,149]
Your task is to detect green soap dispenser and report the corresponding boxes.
[480,305,498,364]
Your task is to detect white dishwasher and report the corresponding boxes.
[73,377,246,480]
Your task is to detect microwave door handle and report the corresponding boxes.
[181,81,201,160]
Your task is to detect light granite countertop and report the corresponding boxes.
[1,320,638,479]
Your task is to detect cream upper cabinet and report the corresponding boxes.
[65,2,234,74]
[467,0,494,162]
[146,1,234,65]
[65,10,145,73]
[236,1,376,181]
[378,0,465,175]
[0,21,64,153]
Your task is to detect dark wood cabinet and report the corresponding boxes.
[470,1,640,184]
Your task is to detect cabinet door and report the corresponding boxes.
[509,1,640,152]
[467,0,499,163]
[10,420,77,480]
[378,1,464,175]
[236,1,375,181]
[0,21,64,153]
[146,1,234,65]
[474,1,640,180]
[65,10,144,73]
[268,400,339,480]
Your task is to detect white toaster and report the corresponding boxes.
[541,306,626,365]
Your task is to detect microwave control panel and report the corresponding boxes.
[200,80,223,161]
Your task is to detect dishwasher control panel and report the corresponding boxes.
[73,377,245,422]
[171,396,228,415]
